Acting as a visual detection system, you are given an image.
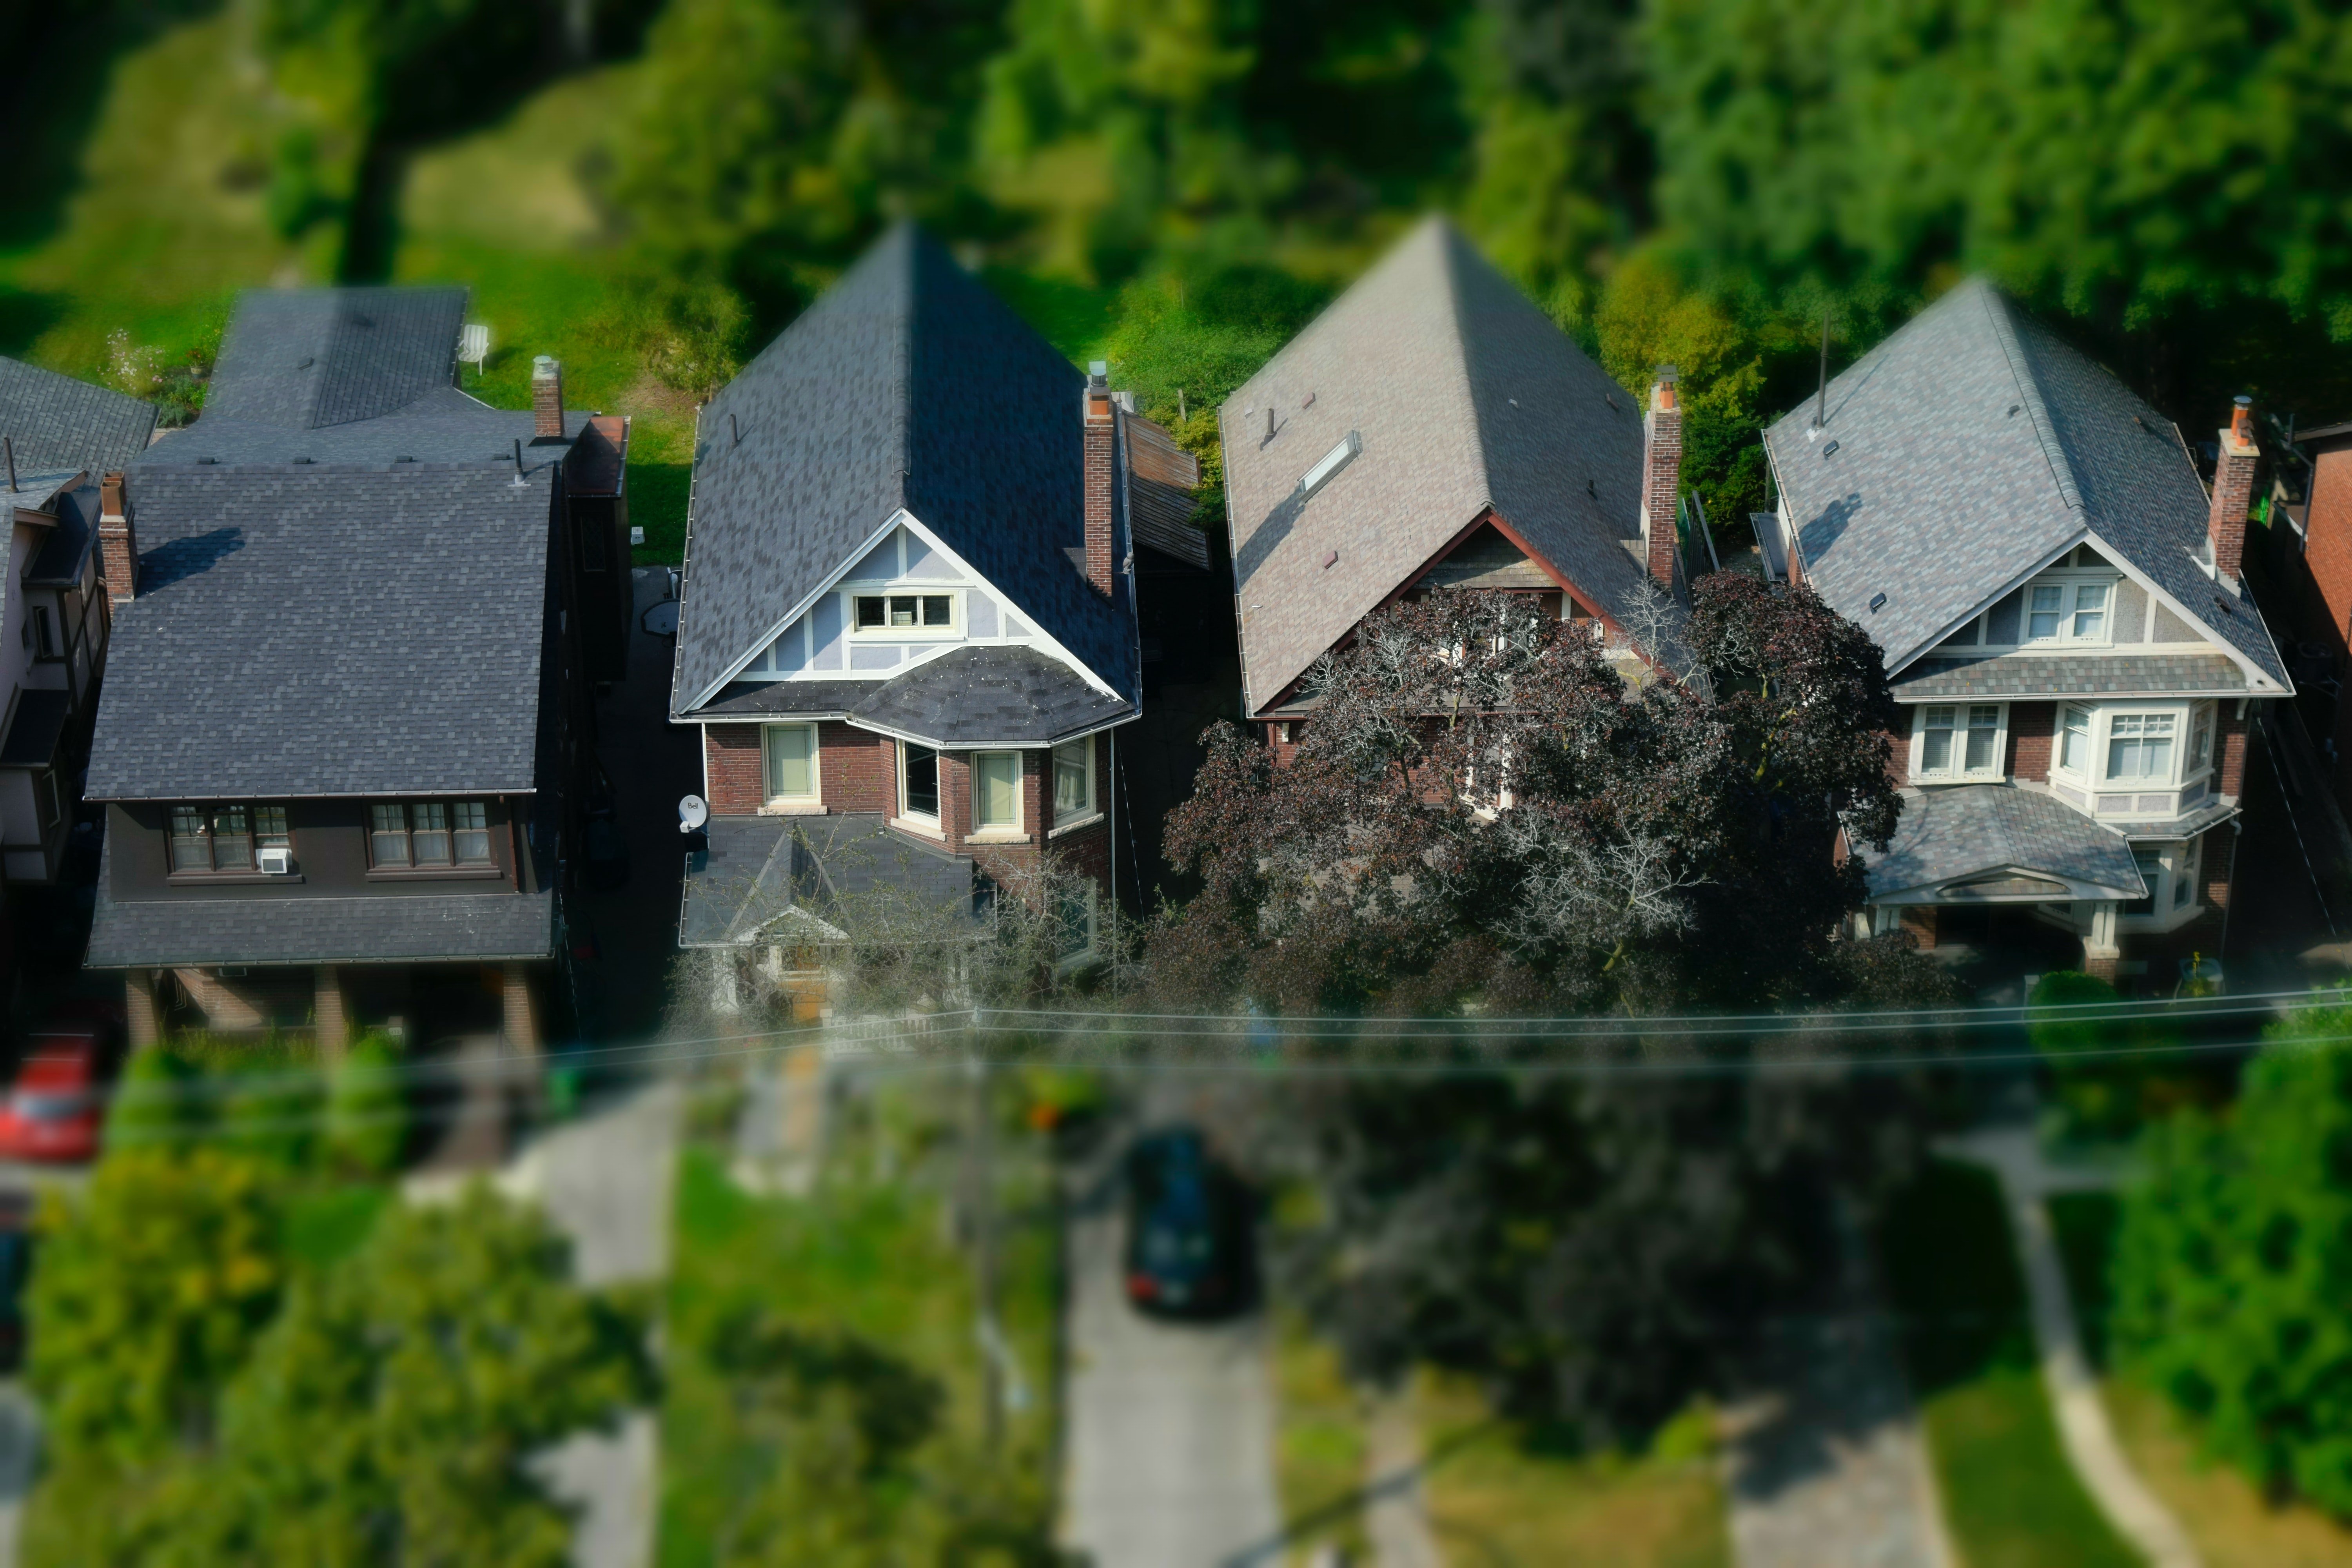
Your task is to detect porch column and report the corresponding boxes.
[125,968,160,1049]
[2081,900,2120,983]
[314,965,350,1060]
[500,964,541,1054]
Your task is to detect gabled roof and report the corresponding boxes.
[679,814,973,948]
[1867,785,2145,902]
[1765,278,2288,690]
[1125,414,1209,570]
[1222,216,1657,716]
[85,458,559,800]
[204,287,468,429]
[673,223,1133,715]
[0,356,156,474]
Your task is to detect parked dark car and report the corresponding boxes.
[1123,1127,1252,1319]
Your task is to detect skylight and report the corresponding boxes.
[1298,430,1362,496]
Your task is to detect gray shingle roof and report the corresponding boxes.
[0,356,156,474]
[673,223,1134,716]
[87,860,553,967]
[1892,652,2250,701]
[204,287,467,429]
[1766,279,2288,691]
[84,460,557,800]
[842,646,1131,746]
[1222,216,1659,716]
[679,813,973,947]
[24,479,101,585]
[147,395,576,468]
[1867,784,2145,900]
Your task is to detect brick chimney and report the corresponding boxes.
[533,356,565,440]
[1640,365,1683,589]
[1082,360,1115,598]
[2208,394,2257,583]
[98,471,137,604]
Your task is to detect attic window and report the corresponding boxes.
[1298,430,1361,496]
[854,593,955,633]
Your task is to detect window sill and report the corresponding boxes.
[365,866,507,882]
[966,828,1031,845]
[1911,775,2004,787]
[169,871,304,886]
[889,815,946,842]
[759,800,827,816]
[1047,811,1104,839]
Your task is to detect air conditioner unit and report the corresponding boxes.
[258,847,293,875]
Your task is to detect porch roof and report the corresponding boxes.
[1867,784,2144,904]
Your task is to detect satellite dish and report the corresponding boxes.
[678,795,710,833]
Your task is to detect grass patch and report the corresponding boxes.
[1881,1161,2139,1568]
[2048,1191,2120,1371]
[1420,1379,1728,1568]
[1269,1309,1371,1564]
[657,1100,1058,1567]
[2105,1379,2352,1568]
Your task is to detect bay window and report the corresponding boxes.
[973,752,1022,832]
[2119,837,2203,927]
[1053,737,1093,819]
[762,723,818,806]
[2105,713,2176,782]
[2058,707,2091,775]
[900,744,940,821]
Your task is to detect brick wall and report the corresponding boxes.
[820,722,893,813]
[1085,394,1115,596]
[2008,702,2054,781]
[704,725,764,814]
[2209,426,2258,580]
[2216,703,2249,798]
[2306,444,2352,664]
[1639,387,1682,588]
[1884,724,1908,788]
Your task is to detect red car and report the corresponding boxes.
[0,1033,103,1163]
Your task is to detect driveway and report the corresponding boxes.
[1062,1118,1283,1568]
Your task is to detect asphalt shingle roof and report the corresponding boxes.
[0,356,156,475]
[1867,785,2145,900]
[204,287,468,429]
[673,223,1134,716]
[1765,279,2289,691]
[843,646,1130,746]
[1891,652,2251,701]
[84,459,557,800]
[24,479,101,584]
[87,854,554,966]
[1222,216,1659,716]
[147,395,577,468]
[679,813,974,947]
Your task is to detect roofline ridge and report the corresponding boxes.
[1976,285,2085,516]
[1434,223,1501,510]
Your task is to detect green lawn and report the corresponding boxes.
[657,1109,1059,1566]
[1880,1160,2140,1568]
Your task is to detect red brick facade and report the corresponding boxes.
[1084,378,1116,598]
[2207,398,2258,580]
[700,720,1114,894]
[2007,702,2054,782]
[98,471,138,604]
[1640,378,1682,588]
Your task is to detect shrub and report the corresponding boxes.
[323,1033,407,1176]
[104,1043,199,1154]
[2027,971,2199,1142]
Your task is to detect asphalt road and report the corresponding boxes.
[1062,1133,1284,1568]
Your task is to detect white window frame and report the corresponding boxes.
[2103,708,2184,787]
[2118,836,2204,931]
[1049,736,1101,835]
[1909,702,2008,782]
[849,588,961,639]
[894,741,944,838]
[1982,565,2121,650]
[760,723,822,811]
[969,750,1026,841]
[2053,702,2208,796]
[2054,704,2094,780]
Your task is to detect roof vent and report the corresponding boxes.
[296,357,314,370]
[196,456,218,465]
[1869,592,1887,613]
[1822,440,1840,457]
[1322,550,1338,569]
[2008,404,2020,417]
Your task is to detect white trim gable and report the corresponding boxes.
[677,508,1122,713]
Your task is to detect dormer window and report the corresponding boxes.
[2024,580,2110,644]
[853,593,955,633]
[169,805,292,875]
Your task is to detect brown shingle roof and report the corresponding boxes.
[1222,217,1655,716]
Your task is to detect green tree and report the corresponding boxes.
[2112,1005,2352,1515]
[165,1185,653,1565]
[2027,971,2205,1142]
[323,1032,408,1177]
[104,1042,200,1153]
[1646,0,2352,339]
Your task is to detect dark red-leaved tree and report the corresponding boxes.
[1151,579,1951,1442]
[1153,576,1910,1015]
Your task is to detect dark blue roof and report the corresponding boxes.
[673,222,1134,714]
[205,287,468,430]
[0,356,156,474]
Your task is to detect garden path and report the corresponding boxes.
[1940,1124,2200,1568]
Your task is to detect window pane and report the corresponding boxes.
[902,745,939,818]
[766,725,815,799]
[855,596,884,629]
[255,806,290,848]
[2028,586,2063,639]
[1922,728,1953,773]
[2125,848,2162,916]
[1965,708,2000,772]
[171,807,210,871]
[2060,708,2090,772]
[889,596,918,627]
[2106,738,2137,779]
[1057,891,1094,959]
[211,807,252,870]
[412,802,451,864]
[1053,740,1090,814]
[976,753,1020,827]
[2073,583,2107,639]
[371,802,410,866]
[922,595,952,627]
[454,802,492,864]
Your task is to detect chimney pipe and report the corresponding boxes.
[1640,365,1684,590]
[1082,361,1116,599]
[98,471,137,604]
[532,356,564,440]
[2208,393,2258,584]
